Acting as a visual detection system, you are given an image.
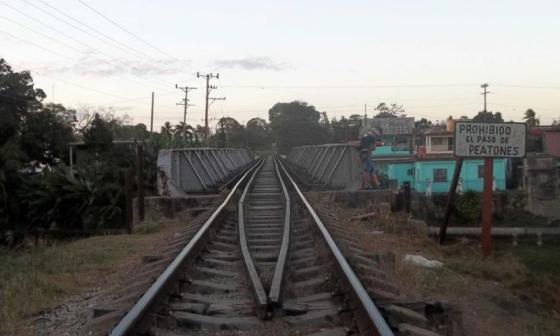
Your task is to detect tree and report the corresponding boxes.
[0,58,45,145]
[373,102,406,118]
[19,107,75,165]
[472,110,504,122]
[245,117,272,150]
[523,109,540,128]
[83,113,113,147]
[174,121,193,142]
[268,101,329,153]
[160,122,173,148]
[215,117,244,147]
[348,114,362,126]
[415,118,433,134]
[113,123,149,140]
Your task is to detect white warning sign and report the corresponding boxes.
[454,122,526,158]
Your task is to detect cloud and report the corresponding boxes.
[212,57,287,71]
[32,54,191,77]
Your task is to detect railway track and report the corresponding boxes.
[88,156,393,336]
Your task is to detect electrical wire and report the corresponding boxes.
[0,29,176,94]
[22,0,152,61]
[0,1,178,90]
[220,83,479,89]
[76,0,179,61]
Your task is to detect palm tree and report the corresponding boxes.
[160,121,173,148]
[523,109,540,129]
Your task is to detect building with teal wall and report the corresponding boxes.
[372,145,507,193]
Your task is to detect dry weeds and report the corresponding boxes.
[308,193,560,336]
[0,213,191,336]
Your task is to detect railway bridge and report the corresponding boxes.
[86,146,454,336]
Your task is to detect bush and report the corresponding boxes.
[456,190,481,224]
[23,166,123,231]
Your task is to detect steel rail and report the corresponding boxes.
[108,159,261,336]
[237,159,269,317]
[278,159,394,336]
[268,158,291,305]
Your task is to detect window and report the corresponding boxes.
[433,168,448,182]
[407,168,414,176]
[431,137,444,145]
[478,165,484,178]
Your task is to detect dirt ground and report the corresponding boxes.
[314,197,560,336]
[0,214,191,336]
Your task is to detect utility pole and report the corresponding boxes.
[175,84,197,140]
[149,92,154,134]
[481,83,490,112]
[363,104,367,128]
[197,72,225,140]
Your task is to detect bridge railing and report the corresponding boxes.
[287,144,362,190]
[157,148,253,195]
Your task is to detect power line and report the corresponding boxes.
[2,1,177,90]
[219,83,479,89]
[494,83,560,90]
[21,0,152,61]
[0,29,74,61]
[0,16,85,55]
[0,0,95,51]
[76,0,179,60]
[6,61,140,100]
[0,29,175,94]
[0,3,176,92]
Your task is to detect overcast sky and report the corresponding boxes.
[2,0,559,129]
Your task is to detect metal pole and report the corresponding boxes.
[439,158,463,243]
[183,89,188,140]
[205,75,210,139]
[482,158,493,257]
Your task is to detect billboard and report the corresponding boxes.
[361,117,414,136]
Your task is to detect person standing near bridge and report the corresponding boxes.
[358,131,380,189]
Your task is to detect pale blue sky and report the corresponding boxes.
[1,0,559,129]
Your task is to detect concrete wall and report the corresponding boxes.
[544,131,560,158]
[523,153,560,220]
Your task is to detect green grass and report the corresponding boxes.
[134,216,161,234]
[0,235,146,335]
[495,240,560,280]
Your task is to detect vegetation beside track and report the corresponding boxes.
[0,216,181,336]
[309,195,560,336]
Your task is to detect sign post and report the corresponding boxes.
[454,122,526,257]
[481,158,493,256]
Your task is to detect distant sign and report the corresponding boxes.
[361,117,414,136]
[454,122,526,158]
